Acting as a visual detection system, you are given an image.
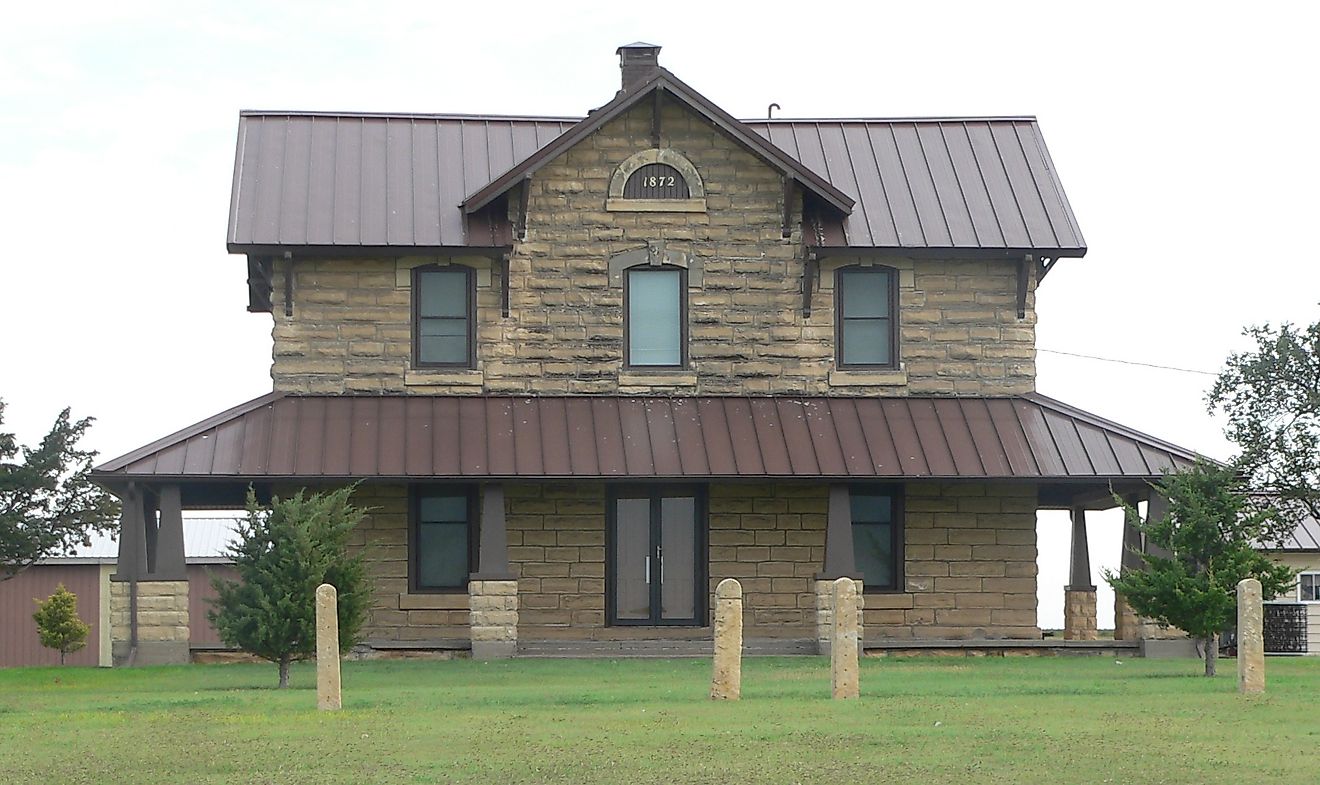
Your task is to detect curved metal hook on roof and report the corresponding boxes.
[767,103,781,119]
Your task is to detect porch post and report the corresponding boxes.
[1063,506,1097,641]
[109,484,190,666]
[152,485,187,581]
[1138,492,1181,641]
[469,483,518,660]
[1113,495,1144,640]
[112,484,147,582]
[816,485,862,655]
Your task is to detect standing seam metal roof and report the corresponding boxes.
[227,111,1085,255]
[94,393,1194,482]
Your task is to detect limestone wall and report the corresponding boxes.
[348,481,1038,643]
[864,482,1040,640]
[267,98,1035,397]
[109,579,190,665]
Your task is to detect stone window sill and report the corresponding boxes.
[618,370,699,387]
[398,593,469,610]
[828,369,908,387]
[606,197,707,212]
[404,369,483,387]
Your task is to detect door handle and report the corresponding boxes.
[645,555,651,584]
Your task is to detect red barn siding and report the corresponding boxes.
[0,564,103,667]
[188,564,238,647]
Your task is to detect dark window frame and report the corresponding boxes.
[408,485,479,593]
[835,264,900,370]
[411,263,476,370]
[605,484,708,627]
[622,264,689,370]
[850,484,905,593]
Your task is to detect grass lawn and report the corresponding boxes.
[1,655,1317,784]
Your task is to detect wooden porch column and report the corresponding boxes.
[816,485,862,655]
[112,484,147,582]
[819,485,857,580]
[151,485,187,581]
[1114,495,1144,640]
[1063,506,1097,640]
[471,484,514,580]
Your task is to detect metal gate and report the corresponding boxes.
[1263,603,1308,654]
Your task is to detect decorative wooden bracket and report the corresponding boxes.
[802,248,819,317]
[782,176,796,238]
[500,252,511,318]
[1016,254,1031,320]
[246,256,274,313]
[515,176,531,241]
[1036,256,1058,281]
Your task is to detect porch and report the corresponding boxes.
[90,392,1201,663]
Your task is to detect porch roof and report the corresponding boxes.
[93,393,1199,486]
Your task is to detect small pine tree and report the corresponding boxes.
[33,583,90,665]
[1105,461,1297,676]
[209,487,371,688]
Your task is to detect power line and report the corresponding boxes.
[1038,348,1219,377]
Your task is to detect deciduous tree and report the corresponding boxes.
[1208,317,1320,522]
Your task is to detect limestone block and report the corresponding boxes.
[1063,588,1098,641]
[1237,578,1264,695]
[711,578,742,700]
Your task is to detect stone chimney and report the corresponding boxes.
[617,42,662,92]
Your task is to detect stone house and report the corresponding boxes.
[92,44,1201,664]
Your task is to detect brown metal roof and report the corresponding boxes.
[744,118,1085,255]
[227,113,577,252]
[94,393,1195,483]
[227,109,1086,257]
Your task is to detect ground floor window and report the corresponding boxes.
[851,486,903,591]
[1301,572,1320,602]
[410,487,476,591]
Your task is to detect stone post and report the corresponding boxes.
[1064,507,1098,641]
[710,578,743,700]
[316,583,342,711]
[831,577,860,700]
[1237,578,1264,695]
[469,580,519,659]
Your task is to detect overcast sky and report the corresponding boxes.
[2,1,1316,627]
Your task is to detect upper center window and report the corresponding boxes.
[626,266,685,368]
[837,266,897,368]
[413,265,474,368]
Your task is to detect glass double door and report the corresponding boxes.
[609,489,704,626]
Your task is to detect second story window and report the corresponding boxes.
[625,266,685,368]
[413,265,474,368]
[836,265,897,369]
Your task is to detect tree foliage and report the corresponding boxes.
[0,400,120,581]
[1208,318,1320,523]
[32,583,91,665]
[209,487,370,688]
[1104,461,1296,676]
